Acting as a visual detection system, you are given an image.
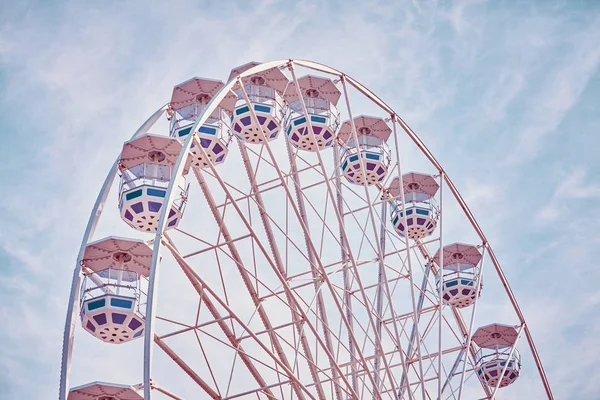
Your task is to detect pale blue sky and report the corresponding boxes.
[0,0,599,398]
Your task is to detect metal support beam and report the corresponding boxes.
[155,335,220,399]
[285,137,344,400]
[373,200,387,392]
[194,167,308,400]
[163,233,276,399]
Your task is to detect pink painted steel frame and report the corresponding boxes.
[60,59,553,400]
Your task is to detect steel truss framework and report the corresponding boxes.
[59,60,554,400]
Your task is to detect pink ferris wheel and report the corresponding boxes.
[59,60,554,400]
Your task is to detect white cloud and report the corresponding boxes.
[1,0,599,398]
[535,167,600,223]
[506,16,600,164]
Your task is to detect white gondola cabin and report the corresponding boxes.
[472,323,522,388]
[79,237,153,344]
[229,62,288,144]
[433,243,482,308]
[169,77,237,168]
[389,172,439,239]
[283,75,341,151]
[339,116,391,185]
[118,133,189,233]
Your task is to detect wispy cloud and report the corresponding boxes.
[536,167,600,223]
[1,0,599,398]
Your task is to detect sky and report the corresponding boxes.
[0,0,599,399]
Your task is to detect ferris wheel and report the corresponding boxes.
[59,59,554,400]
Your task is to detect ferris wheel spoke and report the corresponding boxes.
[243,138,276,178]
[411,322,458,387]
[237,136,333,400]
[155,315,236,342]
[154,335,220,398]
[331,139,362,394]
[193,329,223,397]
[148,382,184,400]
[202,170,247,198]
[233,76,396,398]
[387,118,428,399]
[368,199,413,397]
[440,351,463,400]
[351,211,374,260]
[162,237,279,398]
[195,131,369,398]
[436,173,447,400]
[332,177,413,393]
[194,325,289,378]
[412,306,458,389]
[441,350,463,397]
[243,193,318,271]
[237,76,386,398]
[191,166,316,400]
[154,315,198,332]
[165,235,323,399]
[174,227,214,248]
[289,147,329,179]
[287,175,349,257]
[352,183,407,396]
[395,234,460,395]
[316,192,331,260]
[391,248,440,370]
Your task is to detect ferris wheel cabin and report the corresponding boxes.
[339,115,392,185]
[118,134,189,233]
[68,381,142,400]
[283,75,341,151]
[229,62,288,144]
[79,237,153,344]
[472,323,522,388]
[169,77,237,168]
[389,172,440,239]
[433,243,483,308]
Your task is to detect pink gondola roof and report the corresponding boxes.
[228,61,289,94]
[82,236,155,278]
[119,133,190,170]
[472,323,519,349]
[68,382,142,400]
[283,75,341,105]
[432,243,482,270]
[388,172,439,199]
[338,115,392,143]
[170,76,237,114]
